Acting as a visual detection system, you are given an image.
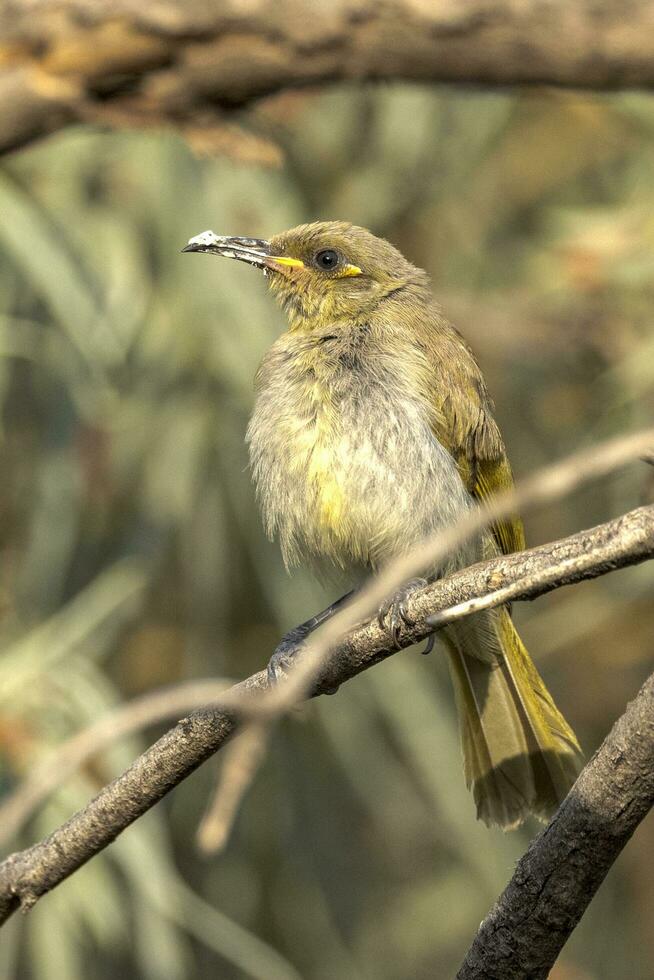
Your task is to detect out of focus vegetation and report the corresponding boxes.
[0,85,653,980]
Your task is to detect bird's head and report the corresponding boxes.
[183,220,427,329]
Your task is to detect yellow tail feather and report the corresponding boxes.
[445,607,582,829]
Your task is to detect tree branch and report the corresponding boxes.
[0,501,652,927]
[457,667,654,980]
[3,0,654,156]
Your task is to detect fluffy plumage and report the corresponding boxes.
[191,220,583,827]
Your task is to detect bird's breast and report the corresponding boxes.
[247,335,472,572]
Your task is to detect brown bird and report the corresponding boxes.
[184,221,582,828]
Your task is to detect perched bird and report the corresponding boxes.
[183,221,582,829]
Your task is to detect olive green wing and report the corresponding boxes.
[431,354,525,557]
[473,451,525,555]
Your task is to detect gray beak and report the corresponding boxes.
[182,231,271,270]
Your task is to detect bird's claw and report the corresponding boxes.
[421,633,435,656]
[378,578,429,649]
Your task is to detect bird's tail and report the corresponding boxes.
[444,606,582,829]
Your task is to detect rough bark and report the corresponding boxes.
[0,502,652,929]
[3,0,654,156]
[457,668,654,979]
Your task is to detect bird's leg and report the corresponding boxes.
[267,590,356,690]
[378,578,434,654]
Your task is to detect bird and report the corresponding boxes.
[183,220,582,829]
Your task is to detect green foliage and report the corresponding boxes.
[0,84,653,979]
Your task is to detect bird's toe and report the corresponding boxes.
[378,578,428,648]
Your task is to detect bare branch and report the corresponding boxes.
[457,667,654,980]
[3,0,654,156]
[0,487,651,924]
[426,506,654,627]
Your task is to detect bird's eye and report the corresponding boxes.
[314,249,340,271]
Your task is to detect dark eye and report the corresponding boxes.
[314,249,340,271]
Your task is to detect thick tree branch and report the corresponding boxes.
[0,501,652,927]
[457,667,654,980]
[3,0,654,156]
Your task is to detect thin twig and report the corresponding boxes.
[196,724,269,854]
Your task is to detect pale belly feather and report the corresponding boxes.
[247,340,474,574]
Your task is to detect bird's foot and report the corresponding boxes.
[378,578,430,650]
[267,626,309,687]
[267,630,340,694]
[266,592,356,693]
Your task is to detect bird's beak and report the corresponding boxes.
[182,231,304,273]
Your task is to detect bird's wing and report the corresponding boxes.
[428,328,525,557]
[471,447,525,555]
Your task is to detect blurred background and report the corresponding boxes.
[0,83,653,980]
